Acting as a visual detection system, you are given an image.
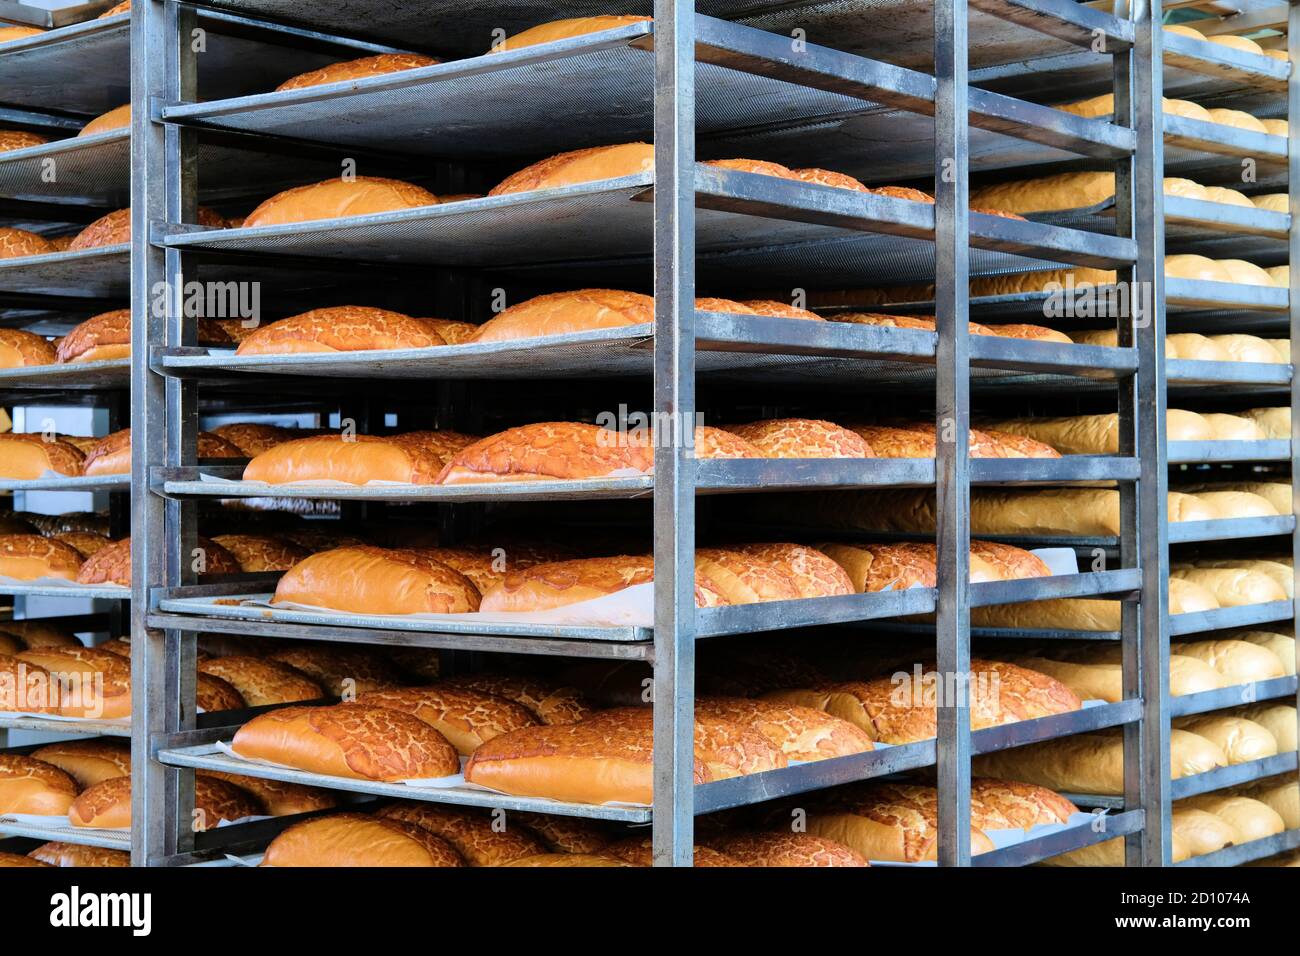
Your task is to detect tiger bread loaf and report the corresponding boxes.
[243,176,439,229]
[271,546,481,614]
[353,685,540,755]
[0,754,79,815]
[274,52,438,92]
[230,703,461,781]
[706,832,868,866]
[721,419,871,458]
[489,143,654,196]
[805,783,995,862]
[694,696,873,761]
[1229,704,1296,753]
[409,540,577,593]
[1042,808,1233,866]
[264,644,405,695]
[374,801,547,866]
[434,673,594,725]
[0,853,49,867]
[75,536,240,587]
[601,837,742,867]
[13,645,131,717]
[1169,638,1288,683]
[502,854,636,866]
[0,130,48,152]
[971,576,1218,631]
[244,430,479,484]
[261,813,466,867]
[463,706,785,805]
[27,843,130,867]
[971,728,1227,795]
[1,227,55,258]
[71,774,260,829]
[0,328,56,367]
[1012,650,1225,704]
[83,426,244,475]
[489,15,652,53]
[984,409,1213,455]
[1176,794,1285,845]
[509,811,614,853]
[1170,567,1287,607]
[815,540,1050,593]
[969,172,1241,214]
[209,422,306,456]
[0,653,57,712]
[434,421,762,486]
[763,659,1081,744]
[1173,715,1278,765]
[969,778,1080,831]
[234,306,470,354]
[0,432,87,478]
[29,739,129,788]
[844,422,1058,458]
[469,289,652,343]
[0,619,82,650]
[197,656,325,706]
[0,535,84,581]
[54,308,239,363]
[211,533,309,572]
[70,206,221,252]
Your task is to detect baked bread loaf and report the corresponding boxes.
[0,227,53,258]
[1174,715,1278,764]
[198,656,324,706]
[491,143,653,196]
[74,536,238,586]
[971,729,1226,794]
[1014,653,1225,703]
[501,854,634,866]
[15,645,131,718]
[235,306,451,354]
[846,424,1023,459]
[1178,794,1284,844]
[231,703,461,781]
[83,427,244,476]
[55,309,133,363]
[712,832,868,866]
[21,512,110,536]
[27,843,130,867]
[1237,777,1299,829]
[244,177,438,228]
[511,811,612,853]
[209,423,301,457]
[0,853,50,867]
[434,673,593,725]
[1171,638,1286,683]
[1192,491,1279,520]
[69,207,219,251]
[471,289,653,343]
[272,546,480,614]
[1042,808,1226,866]
[436,422,654,483]
[0,754,78,815]
[354,686,537,755]
[970,576,1218,630]
[0,653,57,713]
[0,535,83,581]
[817,541,941,592]
[986,409,1212,454]
[0,620,81,649]
[806,783,994,862]
[695,696,874,761]
[602,837,741,867]
[1181,481,1291,515]
[212,534,309,572]
[375,801,546,866]
[1170,568,1286,607]
[0,433,85,478]
[265,645,404,695]
[1233,631,1295,675]
[490,15,651,52]
[197,673,246,713]
[70,775,260,829]
[724,418,873,458]
[1206,108,1267,132]
[693,548,800,605]
[29,739,129,788]
[1239,406,1289,439]
[275,53,437,92]
[1210,333,1287,364]
[54,531,112,559]
[464,707,784,804]
[731,542,854,598]
[0,329,55,367]
[1201,412,1266,441]
[1232,704,1296,753]
[200,771,337,816]
[261,813,465,866]
[970,778,1078,830]
[0,129,48,151]
[245,431,476,485]
[78,104,130,136]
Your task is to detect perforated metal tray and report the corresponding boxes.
[0,357,128,390]
[0,473,128,493]
[0,582,129,599]
[0,714,131,737]
[1167,439,1291,463]
[0,817,130,851]
[0,246,127,299]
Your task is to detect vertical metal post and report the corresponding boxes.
[1289,0,1300,805]
[1119,0,1169,867]
[651,0,697,868]
[934,0,972,868]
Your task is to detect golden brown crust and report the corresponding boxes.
[807,783,993,862]
[265,645,405,695]
[198,656,324,706]
[490,16,652,52]
[0,754,78,815]
[713,832,869,867]
[437,422,655,484]
[790,168,869,191]
[68,209,130,251]
[693,547,801,605]
[212,534,309,572]
[490,143,654,196]
[200,771,337,816]
[0,328,56,367]
[739,299,825,321]
[871,184,935,203]
[984,322,1072,343]
[209,423,301,457]
[245,431,476,485]
[262,813,466,867]
[0,534,84,581]
[56,309,127,363]
[74,535,239,586]
[375,801,547,866]
[731,542,855,598]
[512,812,613,853]
[99,1,131,18]
[71,775,261,829]
[231,703,462,781]
[479,554,654,612]
[691,425,765,460]
[846,424,1019,459]
[14,645,132,719]
[0,130,49,152]
[725,418,874,458]
[53,531,112,559]
[29,739,130,788]
[197,673,246,713]
[500,853,635,866]
[244,177,438,228]
[272,546,481,615]
[818,541,938,591]
[27,842,130,867]
[236,306,449,355]
[78,104,132,138]
[970,778,1079,829]
[470,289,654,343]
[695,696,874,761]
[0,433,85,478]
[435,673,594,726]
[982,429,1062,458]
[0,853,51,867]
[603,837,742,867]
[0,653,57,713]
[275,53,438,92]
[0,227,53,258]
[970,540,1053,580]
[419,318,479,344]
[355,686,538,755]
[704,158,798,179]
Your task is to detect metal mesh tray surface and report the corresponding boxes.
[0,473,129,493]
[0,358,128,391]
[0,246,127,299]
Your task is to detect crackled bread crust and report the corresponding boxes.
[0,328,56,367]
[0,534,84,581]
[235,306,450,354]
[375,801,547,866]
[490,143,654,196]
[244,177,438,228]
[725,418,874,458]
[0,227,53,259]
[197,656,324,706]
[712,832,869,867]
[355,686,538,755]
[470,289,654,343]
[276,53,438,92]
[0,754,78,816]
[261,813,466,867]
[271,546,481,615]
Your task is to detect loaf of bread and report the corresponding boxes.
[490,15,651,52]
[1170,568,1286,607]
[1232,704,1297,753]
[806,783,994,862]
[1178,794,1284,844]
[971,729,1226,794]
[694,696,873,761]
[730,542,854,598]
[0,227,54,259]
[0,653,56,713]
[244,177,438,228]
[272,546,480,615]
[1240,406,1289,439]
[0,129,48,152]
[1192,491,1279,520]
[504,812,610,854]
[1237,777,1299,829]
[265,646,403,696]
[209,423,301,457]
[1181,482,1291,515]
[245,431,477,485]
[55,309,133,363]
[211,534,309,572]
[1174,715,1278,764]
[15,645,131,718]
[29,739,129,788]
[985,409,1212,454]
[1234,631,1296,675]
[0,535,83,581]
[72,208,224,251]
[434,673,593,725]
[972,576,1218,630]
[275,53,437,92]
[490,143,654,196]
[0,754,78,815]
[26,843,130,867]
[231,703,461,781]
[1171,639,1287,683]
[78,103,130,137]
[261,812,465,866]
[710,832,867,866]
[54,532,111,559]
[375,801,547,866]
[74,536,236,586]
[694,548,800,605]
[970,777,1079,830]
[0,853,50,867]
[724,418,874,458]
[0,329,55,368]
[1201,412,1267,441]
[197,656,324,706]
[1042,808,1228,866]
[968,172,1225,214]
[1073,328,1225,361]
[71,775,259,829]
[501,854,635,866]
[197,673,246,713]
[464,707,784,804]
[353,686,538,755]
[601,837,741,867]
[236,306,456,354]
[0,433,85,478]
[470,289,652,343]
[847,423,1048,459]
[1210,334,1288,364]
[1014,653,1225,703]
[436,422,655,484]
[83,427,244,476]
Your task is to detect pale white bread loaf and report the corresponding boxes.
[1262,118,1289,136]
[1230,704,1296,753]
[805,783,994,862]
[1174,715,1278,764]
[970,729,1226,795]
[1171,639,1287,682]
[1200,186,1253,207]
[1012,653,1226,703]
[1236,777,1299,829]
[1234,631,1296,675]
[1253,193,1289,213]
[1266,265,1289,287]
[984,409,1210,454]
[260,813,466,867]
[1041,808,1227,866]
[1189,491,1279,519]
[1071,329,1230,362]
[1218,259,1276,286]
[1164,254,1233,282]
[1209,334,1288,364]
[1185,559,1292,597]
[1170,567,1287,607]
[968,172,1215,214]
[1239,406,1289,439]
[1059,644,1227,695]
[1268,338,1290,360]
[970,576,1218,631]
[1058,94,1210,122]
[1178,481,1291,515]
[1177,795,1285,844]
[1205,108,1268,133]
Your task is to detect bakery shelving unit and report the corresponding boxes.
[134,0,1174,867]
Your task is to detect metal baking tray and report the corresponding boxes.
[156,742,653,822]
[0,246,127,299]
[1167,439,1291,464]
[0,582,129,600]
[1168,515,1296,544]
[974,809,1144,867]
[1168,599,1294,637]
[969,568,1140,608]
[1176,827,1300,868]
[1169,675,1298,718]
[0,817,130,851]
[1170,752,1299,801]
[0,473,128,494]
[0,358,128,391]
[1166,359,1292,389]
[0,714,131,737]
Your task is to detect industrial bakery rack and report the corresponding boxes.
[129,0,1290,867]
[0,0,133,855]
